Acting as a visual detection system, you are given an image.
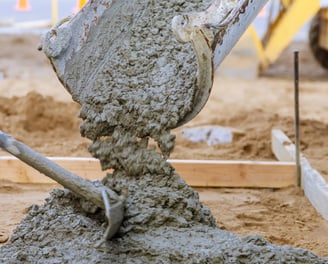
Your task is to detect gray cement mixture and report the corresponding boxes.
[1,0,328,263]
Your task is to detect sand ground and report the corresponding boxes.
[0,33,328,257]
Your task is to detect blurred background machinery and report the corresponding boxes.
[254,0,328,73]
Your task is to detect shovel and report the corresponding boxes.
[0,130,124,241]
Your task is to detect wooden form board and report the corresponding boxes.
[272,129,328,221]
[0,156,296,188]
[4,20,51,29]
[172,159,295,188]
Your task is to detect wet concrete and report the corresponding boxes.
[1,189,327,263]
[1,0,328,263]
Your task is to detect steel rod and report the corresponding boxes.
[294,51,301,187]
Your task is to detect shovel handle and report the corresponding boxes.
[0,130,113,209]
[0,130,124,240]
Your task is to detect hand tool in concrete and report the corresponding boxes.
[0,130,124,241]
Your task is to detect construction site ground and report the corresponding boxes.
[0,34,328,257]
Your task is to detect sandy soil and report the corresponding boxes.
[0,34,328,257]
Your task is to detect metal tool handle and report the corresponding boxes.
[0,130,110,208]
[0,130,124,240]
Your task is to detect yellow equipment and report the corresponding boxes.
[311,6,328,69]
[252,0,328,74]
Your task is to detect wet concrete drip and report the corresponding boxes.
[75,0,217,234]
[1,0,328,262]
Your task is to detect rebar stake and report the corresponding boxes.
[294,51,301,187]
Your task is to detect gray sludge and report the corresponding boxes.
[1,0,327,263]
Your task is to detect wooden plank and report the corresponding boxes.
[4,20,51,29]
[271,129,296,162]
[0,156,295,188]
[272,129,328,221]
[0,157,105,184]
[172,159,295,188]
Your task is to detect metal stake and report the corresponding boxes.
[294,51,301,187]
